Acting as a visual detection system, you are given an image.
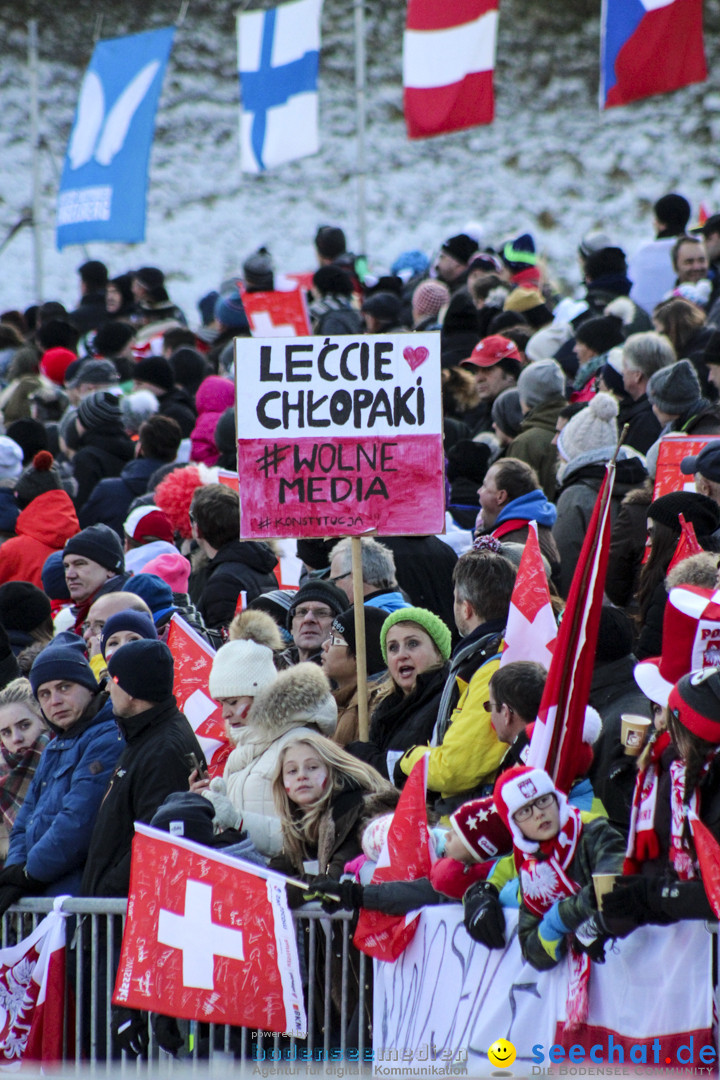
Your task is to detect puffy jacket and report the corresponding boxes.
[197,540,279,629]
[224,663,337,857]
[0,489,79,587]
[78,456,167,535]
[190,376,235,466]
[6,694,123,894]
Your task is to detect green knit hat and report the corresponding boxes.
[380,607,452,663]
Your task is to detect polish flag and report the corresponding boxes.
[403,0,498,139]
[166,614,230,779]
[500,521,557,670]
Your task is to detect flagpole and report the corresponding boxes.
[353,0,368,256]
[351,536,369,741]
[28,20,44,303]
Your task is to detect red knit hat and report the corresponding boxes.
[668,669,720,744]
[449,796,512,863]
[40,347,77,386]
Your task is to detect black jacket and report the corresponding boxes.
[80,696,205,897]
[158,387,196,437]
[347,664,449,781]
[196,540,279,630]
[77,456,167,535]
[380,535,459,636]
[588,655,652,797]
[617,394,661,455]
[72,430,135,512]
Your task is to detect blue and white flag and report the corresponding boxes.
[237,0,323,174]
[56,27,175,249]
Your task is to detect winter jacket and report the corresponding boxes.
[617,394,661,456]
[72,429,135,512]
[380,535,459,633]
[190,376,235,466]
[68,292,109,336]
[508,396,566,500]
[0,489,79,587]
[309,297,364,337]
[80,695,205,897]
[605,484,653,611]
[519,813,626,970]
[484,490,561,580]
[363,590,410,613]
[6,693,123,894]
[196,540,279,629]
[553,448,648,597]
[224,663,338,856]
[588,655,652,793]
[399,621,506,810]
[77,456,168,535]
[332,678,385,747]
[347,664,449,782]
[157,386,196,437]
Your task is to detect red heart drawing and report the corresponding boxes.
[403,345,429,371]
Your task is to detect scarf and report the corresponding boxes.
[667,752,720,881]
[516,806,590,1030]
[624,731,672,874]
[0,733,49,826]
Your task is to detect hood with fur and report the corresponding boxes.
[246,661,337,736]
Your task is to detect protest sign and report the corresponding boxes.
[653,434,720,500]
[235,333,444,538]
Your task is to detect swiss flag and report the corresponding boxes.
[166,614,230,779]
[113,824,307,1036]
[403,0,498,138]
[353,756,433,961]
[242,289,311,337]
[500,521,556,670]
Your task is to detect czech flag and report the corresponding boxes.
[600,0,706,109]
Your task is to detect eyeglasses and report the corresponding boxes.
[328,635,350,647]
[329,571,352,585]
[513,793,556,823]
[484,700,501,713]
[291,606,334,622]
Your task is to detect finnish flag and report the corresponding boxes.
[237,0,323,173]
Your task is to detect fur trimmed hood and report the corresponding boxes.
[246,661,337,737]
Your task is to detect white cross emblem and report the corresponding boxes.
[157,879,245,990]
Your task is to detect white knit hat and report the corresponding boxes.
[557,391,618,465]
[208,640,277,699]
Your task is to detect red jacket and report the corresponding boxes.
[0,489,80,587]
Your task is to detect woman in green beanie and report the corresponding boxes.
[346,607,451,785]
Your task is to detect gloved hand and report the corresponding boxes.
[463,880,506,949]
[203,778,243,833]
[306,876,364,913]
[572,914,609,963]
[603,875,693,925]
[0,864,45,917]
[286,883,309,909]
[112,1006,149,1058]
[152,1013,184,1055]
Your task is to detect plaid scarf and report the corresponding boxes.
[0,733,50,826]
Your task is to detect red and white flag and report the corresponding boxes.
[166,614,229,779]
[500,521,557,670]
[690,815,720,919]
[403,0,498,139]
[528,464,616,793]
[667,513,703,575]
[113,824,307,1036]
[242,288,310,337]
[353,756,434,962]
[0,902,69,1065]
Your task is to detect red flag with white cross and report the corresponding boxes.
[113,824,307,1036]
[166,614,229,779]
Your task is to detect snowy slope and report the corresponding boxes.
[1,0,719,320]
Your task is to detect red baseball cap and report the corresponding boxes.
[461,335,522,369]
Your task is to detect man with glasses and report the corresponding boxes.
[485,661,547,772]
[284,581,347,666]
[329,537,409,613]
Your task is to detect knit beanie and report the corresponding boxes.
[517,359,565,410]
[107,639,174,701]
[248,588,297,627]
[361,292,401,323]
[134,356,174,392]
[100,610,158,658]
[0,437,23,480]
[647,359,702,416]
[41,551,71,601]
[214,290,249,331]
[491,388,525,439]
[209,639,278,699]
[502,233,538,276]
[40,347,77,386]
[286,581,348,629]
[77,390,122,431]
[648,491,720,538]
[574,316,625,355]
[169,348,210,394]
[66,358,119,388]
[29,643,99,697]
[380,606,452,663]
[449,796,513,862]
[295,538,336,571]
[668,669,720,744]
[64,524,125,574]
[151,791,215,845]
[243,247,274,291]
[93,322,134,359]
[123,505,174,545]
[141,552,191,593]
[493,765,569,854]
[441,234,479,265]
[124,573,176,625]
[331,606,387,676]
[557,392,618,464]
[5,419,48,465]
[412,280,450,320]
[0,582,51,632]
[15,450,62,508]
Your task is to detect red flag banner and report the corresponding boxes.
[166,615,229,778]
[500,521,557,669]
[528,463,616,793]
[690,815,720,919]
[653,435,720,500]
[113,824,307,1036]
[353,756,433,961]
[667,513,703,575]
[242,289,310,337]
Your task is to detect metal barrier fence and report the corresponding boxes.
[3,898,367,1070]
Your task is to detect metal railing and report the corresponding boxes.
[3,898,368,1070]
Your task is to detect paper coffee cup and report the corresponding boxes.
[593,873,617,910]
[621,714,650,756]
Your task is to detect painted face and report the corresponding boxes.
[513,793,560,843]
[0,703,45,753]
[282,746,329,807]
[103,630,143,660]
[217,696,254,743]
[385,623,440,694]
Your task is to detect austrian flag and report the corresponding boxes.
[403,0,498,138]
